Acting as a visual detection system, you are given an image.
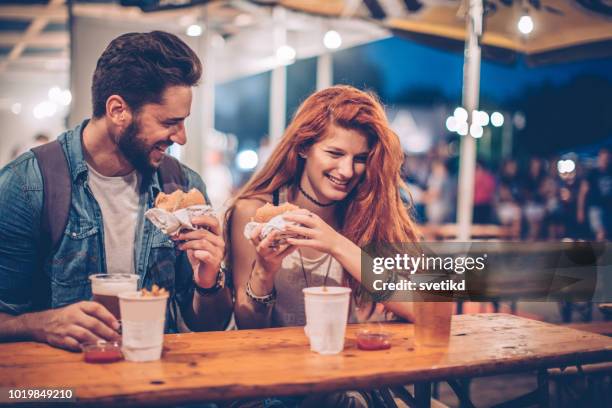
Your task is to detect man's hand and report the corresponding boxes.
[176,215,225,289]
[32,301,120,351]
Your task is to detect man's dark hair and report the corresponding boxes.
[91,31,202,118]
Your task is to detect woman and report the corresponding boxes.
[225,85,419,330]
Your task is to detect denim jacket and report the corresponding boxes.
[0,120,207,333]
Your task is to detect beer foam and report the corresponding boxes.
[91,280,137,296]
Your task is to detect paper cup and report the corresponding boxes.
[118,291,169,362]
[303,286,351,355]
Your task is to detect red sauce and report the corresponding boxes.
[356,333,391,351]
[84,348,123,363]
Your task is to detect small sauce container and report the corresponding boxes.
[81,341,123,363]
[356,330,392,351]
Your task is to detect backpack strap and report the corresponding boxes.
[30,141,70,311]
[31,141,71,253]
[158,154,187,193]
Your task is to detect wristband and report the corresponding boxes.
[194,267,226,296]
[245,279,276,305]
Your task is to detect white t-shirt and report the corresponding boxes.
[86,164,140,275]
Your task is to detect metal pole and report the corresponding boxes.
[200,22,216,175]
[316,52,333,91]
[269,66,287,142]
[186,9,214,175]
[269,7,287,142]
[456,0,483,240]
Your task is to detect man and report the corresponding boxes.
[0,31,232,350]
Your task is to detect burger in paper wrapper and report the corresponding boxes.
[145,188,215,236]
[244,203,303,245]
[154,188,206,212]
[253,203,299,223]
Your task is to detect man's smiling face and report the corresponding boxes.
[118,85,192,173]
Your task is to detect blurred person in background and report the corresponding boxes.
[523,157,546,195]
[499,158,521,201]
[578,147,612,240]
[10,133,51,161]
[521,157,547,240]
[495,183,521,238]
[540,174,564,240]
[558,166,584,239]
[424,159,453,225]
[473,160,496,224]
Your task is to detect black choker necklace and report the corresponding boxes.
[298,184,336,207]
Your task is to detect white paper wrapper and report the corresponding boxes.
[145,204,215,236]
[243,214,301,245]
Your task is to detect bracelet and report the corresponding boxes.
[245,279,277,305]
[194,267,226,296]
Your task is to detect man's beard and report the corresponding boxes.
[117,119,157,177]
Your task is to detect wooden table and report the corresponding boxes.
[1,313,611,407]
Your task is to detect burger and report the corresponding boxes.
[155,188,206,212]
[253,202,299,223]
[243,202,302,242]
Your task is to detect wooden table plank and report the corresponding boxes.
[1,313,611,407]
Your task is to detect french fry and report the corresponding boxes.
[140,285,168,297]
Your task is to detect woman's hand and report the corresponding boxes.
[248,224,297,294]
[282,210,347,257]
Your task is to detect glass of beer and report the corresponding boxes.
[89,274,139,320]
[414,302,454,347]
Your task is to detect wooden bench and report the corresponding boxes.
[548,322,612,406]
[563,321,612,337]
[419,223,518,241]
[547,362,612,407]
[548,362,612,376]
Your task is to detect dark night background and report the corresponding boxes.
[215,36,612,159]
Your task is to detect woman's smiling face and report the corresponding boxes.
[300,124,370,203]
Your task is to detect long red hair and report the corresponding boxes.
[225,85,419,300]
